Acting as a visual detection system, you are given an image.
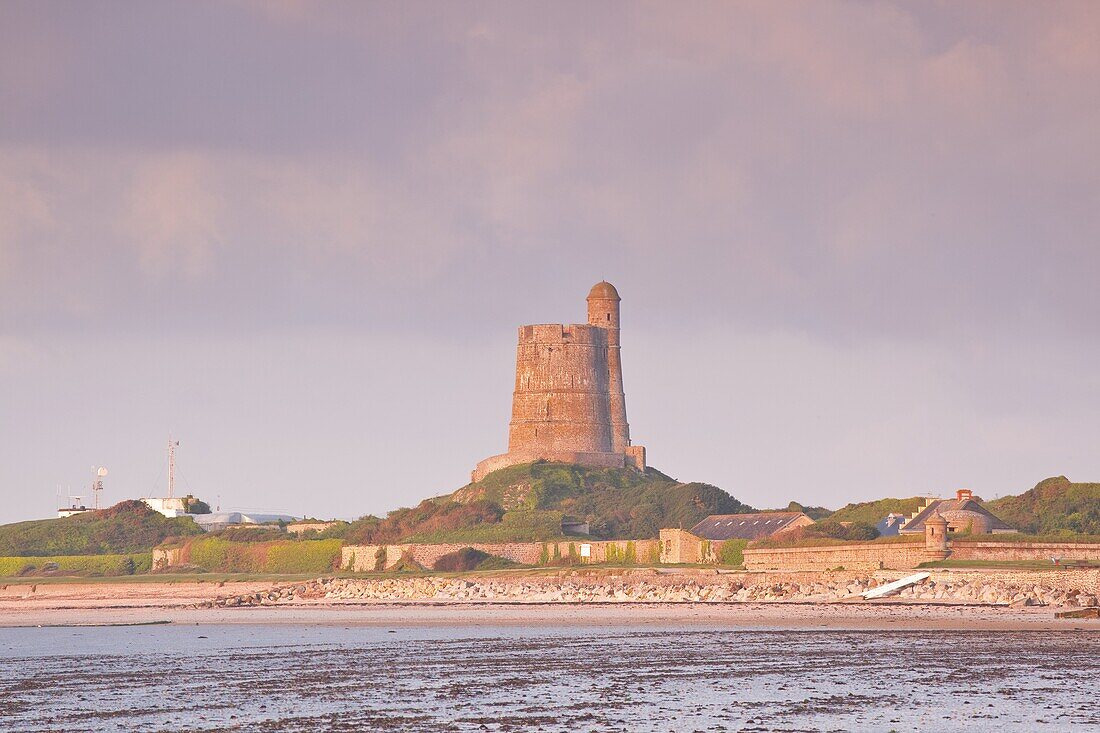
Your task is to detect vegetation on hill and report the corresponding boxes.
[341,500,505,545]
[791,519,880,542]
[174,536,342,573]
[0,552,153,577]
[827,497,927,526]
[779,501,832,520]
[0,500,203,557]
[341,462,756,545]
[986,476,1100,535]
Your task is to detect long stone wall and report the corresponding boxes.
[341,539,660,572]
[205,568,1100,608]
[949,542,1100,562]
[742,541,1100,572]
[742,542,929,571]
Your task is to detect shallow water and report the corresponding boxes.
[0,624,1097,731]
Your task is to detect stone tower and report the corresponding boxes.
[587,282,630,452]
[472,281,646,482]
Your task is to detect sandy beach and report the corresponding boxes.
[2,578,1098,631]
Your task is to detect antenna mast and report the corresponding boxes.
[168,437,178,499]
[91,467,107,510]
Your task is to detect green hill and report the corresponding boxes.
[827,497,927,526]
[0,500,203,557]
[986,476,1100,535]
[779,501,832,520]
[342,461,756,544]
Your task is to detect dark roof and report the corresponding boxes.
[876,513,908,537]
[690,512,809,541]
[900,498,1012,533]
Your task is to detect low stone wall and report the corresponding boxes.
[472,451,627,482]
[342,539,660,572]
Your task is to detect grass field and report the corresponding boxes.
[917,559,1099,570]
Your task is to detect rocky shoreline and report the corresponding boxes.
[200,569,1100,609]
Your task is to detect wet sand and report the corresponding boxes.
[3,581,1099,731]
[1,621,1097,732]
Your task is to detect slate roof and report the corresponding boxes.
[876,513,908,537]
[690,512,810,541]
[899,498,1012,533]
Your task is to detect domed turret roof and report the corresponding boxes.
[587,281,620,300]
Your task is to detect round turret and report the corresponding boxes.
[924,511,950,559]
[587,281,620,301]
[585,282,628,451]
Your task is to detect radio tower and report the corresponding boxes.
[91,467,107,510]
[168,437,179,499]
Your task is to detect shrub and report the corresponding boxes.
[432,547,520,572]
[179,538,341,573]
[344,500,504,545]
[389,552,424,572]
[217,526,287,542]
[717,539,747,567]
[433,547,491,572]
[801,520,880,542]
[264,539,342,573]
[605,543,635,565]
[0,553,152,577]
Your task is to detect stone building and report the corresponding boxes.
[690,512,815,541]
[472,282,646,482]
[897,489,1013,535]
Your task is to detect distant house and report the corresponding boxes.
[896,490,1013,535]
[876,513,908,537]
[57,504,93,519]
[190,511,299,532]
[690,512,815,541]
[142,495,207,518]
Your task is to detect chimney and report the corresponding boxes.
[956,488,973,502]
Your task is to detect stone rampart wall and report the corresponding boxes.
[341,539,660,572]
[742,542,929,571]
[949,542,1100,562]
[472,450,627,482]
[742,541,1100,572]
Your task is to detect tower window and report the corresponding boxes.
[606,313,610,321]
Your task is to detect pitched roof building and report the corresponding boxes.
[897,489,1013,535]
[690,512,814,541]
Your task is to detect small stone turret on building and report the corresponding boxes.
[472,282,646,482]
[923,511,950,561]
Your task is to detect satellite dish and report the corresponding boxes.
[97,467,108,477]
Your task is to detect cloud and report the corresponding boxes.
[123,153,223,279]
[0,2,1097,343]
[0,167,53,282]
